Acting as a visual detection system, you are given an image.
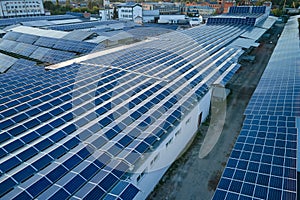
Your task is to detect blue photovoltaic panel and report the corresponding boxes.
[46,20,119,31]
[2,32,22,41]
[0,14,77,27]
[34,37,58,48]
[16,34,39,44]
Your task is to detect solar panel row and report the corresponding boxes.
[0,39,76,64]
[4,59,41,75]
[228,6,266,14]
[207,17,256,26]
[46,20,120,31]
[34,36,98,54]
[3,32,99,54]
[0,53,18,73]
[0,15,77,27]
[229,6,251,14]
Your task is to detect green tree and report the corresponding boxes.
[271,8,283,16]
[44,1,55,10]
[66,0,70,7]
[88,0,93,9]
[71,7,81,12]
[92,6,100,14]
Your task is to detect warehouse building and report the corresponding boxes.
[0,7,276,200]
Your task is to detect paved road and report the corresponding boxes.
[148,23,284,200]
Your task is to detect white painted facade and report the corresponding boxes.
[158,14,186,24]
[118,3,142,21]
[99,9,113,21]
[131,90,212,199]
[0,0,44,18]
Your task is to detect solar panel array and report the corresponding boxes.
[0,53,18,73]
[229,6,251,14]
[12,43,38,57]
[63,30,95,42]
[5,59,42,74]
[229,6,266,14]
[0,24,249,199]
[34,36,98,54]
[38,49,76,64]
[3,32,23,41]
[52,40,98,54]
[0,31,100,65]
[0,39,76,65]
[207,17,256,26]
[46,21,119,31]
[208,6,267,26]
[125,27,174,40]
[213,16,300,200]
[16,34,39,44]
[252,6,267,14]
[0,39,18,52]
[0,15,77,27]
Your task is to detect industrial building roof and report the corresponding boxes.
[0,23,250,199]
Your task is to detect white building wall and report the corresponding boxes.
[0,0,44,17]
[132,90,212,200]
[143,16,155,23]
[132,6,142,20]
[159,14,186,23]
[118,5,142,21]
[99,9,113,21]
[118,7,133,20]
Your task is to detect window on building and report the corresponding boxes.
[175,130,180,137]
[150,154,159,167]
[166,137,173,148]
[186,117,191,124]
[137,168,147,182]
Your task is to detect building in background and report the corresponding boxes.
[158,14,187,24]
[141,2,181,15]
[142,9,159,23]
[186,1,223,14]
[103,0,110,8]
[201,1,223,14]
[99,9,113,21]
[185,5,216,16]
[118,2,142,22]
[0,0,45,18]
[223,1,235,13]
